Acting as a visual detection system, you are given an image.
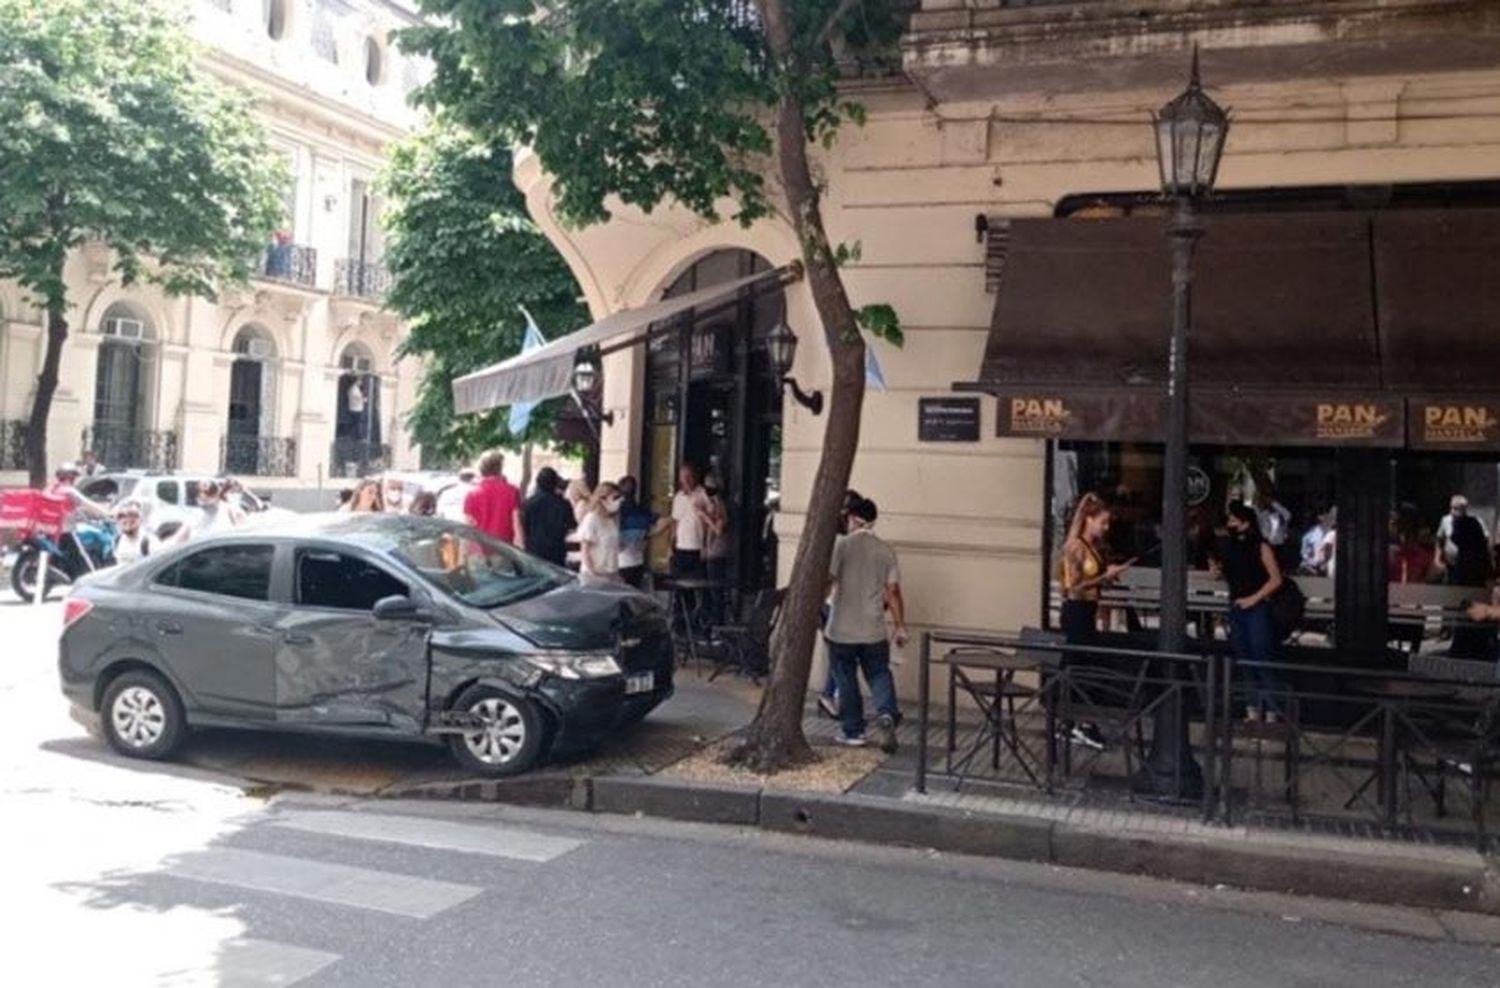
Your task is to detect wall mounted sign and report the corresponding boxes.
[995,392,1163,442]
[1189,394,1404,447]
[688,322,731,380]
[919,398,981,442]
[1186,466,1211,506]
[1408,399,1500,450]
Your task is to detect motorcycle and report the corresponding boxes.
[9,520,117,603]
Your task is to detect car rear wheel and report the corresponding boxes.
[447,685,542,777]
[101,670,185,761]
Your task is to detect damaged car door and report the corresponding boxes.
[273,546,430,731]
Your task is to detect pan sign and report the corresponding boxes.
[1410,400,1500,449]
[919,398,981,442]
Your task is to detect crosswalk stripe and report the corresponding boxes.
[211,937,340,987]
[162,847,482,919]
[268,810,585,863]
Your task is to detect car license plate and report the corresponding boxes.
[625,672,654,694]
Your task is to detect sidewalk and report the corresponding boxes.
[383,675,1500,919]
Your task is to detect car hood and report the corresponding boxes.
[492,582,661,650]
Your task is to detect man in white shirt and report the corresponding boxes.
[112,501,151,564]
[670,463,710,576]
[1435,494,1489,574]
[436,468,477,522]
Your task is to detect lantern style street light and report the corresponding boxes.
[570,355,614,430]
[1134,49,1229,801]
[767,320,824,415]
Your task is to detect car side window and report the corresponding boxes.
[156,481,179,505]
[155,545,275,601]
[296,550,408,611]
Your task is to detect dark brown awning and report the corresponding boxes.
[977,212,1379,391]
[1374,209,1500,394]
[968,208,1500,448]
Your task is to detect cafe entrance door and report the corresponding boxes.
[641,250,785,597]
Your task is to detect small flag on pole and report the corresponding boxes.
[507,307,547,435]
[864,336,887,392]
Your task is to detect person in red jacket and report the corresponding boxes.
[463,450,524,545]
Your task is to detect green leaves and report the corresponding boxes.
[855,303,902,346]
[0,0,285,309]
[379,121,589,461]
[401,1,904,229]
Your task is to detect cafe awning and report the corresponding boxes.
[452,268,788,414]
[965,208,1500,449]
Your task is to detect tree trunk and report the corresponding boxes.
[726,0,868,772]
[25,299,69,488]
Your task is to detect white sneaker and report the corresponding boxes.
[836,733,867,748]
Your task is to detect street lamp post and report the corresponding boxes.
[1133,50,1228,800]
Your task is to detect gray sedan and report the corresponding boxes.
[58,514,674,776]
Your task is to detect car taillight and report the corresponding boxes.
[61,597,93,632]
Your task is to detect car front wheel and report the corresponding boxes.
[447,685,543,777]
[100,669,186,761]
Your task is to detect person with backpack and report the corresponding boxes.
[112,501,151,565]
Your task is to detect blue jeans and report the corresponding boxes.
[1229,602,1280,712]
[828,640,898,738]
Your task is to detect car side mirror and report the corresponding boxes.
[373,594,436,624]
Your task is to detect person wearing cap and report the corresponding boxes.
[1436,494,1489,581]
[825,496,908,752]
[112,501,152,564]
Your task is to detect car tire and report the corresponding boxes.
[446,685,543,777]
[100,669,186,761]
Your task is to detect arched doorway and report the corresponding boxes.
[90,302,162,469]
[333,342,384,476]
[642,250,785,592]
[225,325,278,474]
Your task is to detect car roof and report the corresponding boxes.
[183,512,465,553]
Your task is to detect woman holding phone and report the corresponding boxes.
[1058,493,1131,749]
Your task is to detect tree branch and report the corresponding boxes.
[814,0,861,50]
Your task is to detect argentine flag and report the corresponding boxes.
[865,335,888,392]
[507,307,547,435]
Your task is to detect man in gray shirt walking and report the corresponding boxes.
[826,496,907,751]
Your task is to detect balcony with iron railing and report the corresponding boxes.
[82,424,179,472]
[259,241,318,289]
[222,435,298,478]
[0,420,28,472]
[329,439,391,479]
[333,258,391,300]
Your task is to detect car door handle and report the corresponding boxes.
[155,620,182,635]
[283,632,314,645]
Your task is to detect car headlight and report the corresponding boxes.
[524,652,622,680]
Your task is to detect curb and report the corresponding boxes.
[382,773,1498,916]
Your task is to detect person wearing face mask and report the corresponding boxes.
[578,482,623,583]
[1211,501,1286,721]
[112,501,151,564]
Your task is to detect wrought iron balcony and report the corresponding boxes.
[333,258,391,300]
[222,435,298,477]
[329,439,391,479]
[0,419,28,472]
[260,242,318,288]
[82,425,179,471]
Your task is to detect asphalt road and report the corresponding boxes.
[5,592,1500,986]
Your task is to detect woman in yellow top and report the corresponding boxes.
[1059,493,1131,643]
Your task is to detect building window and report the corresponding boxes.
[312,0,342,64]
[264,0,288,40]
[364,37,384,86]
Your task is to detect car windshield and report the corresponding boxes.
[390,525,571,609]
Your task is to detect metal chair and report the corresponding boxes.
[710,587,784,683]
